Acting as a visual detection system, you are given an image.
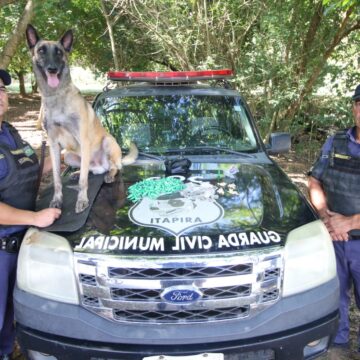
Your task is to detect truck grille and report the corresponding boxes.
[108,263,253,279]
[113,306,250,322]
[75,250,283,324]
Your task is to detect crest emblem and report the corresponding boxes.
[129,181,224,236]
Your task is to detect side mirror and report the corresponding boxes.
[266,132,291,155]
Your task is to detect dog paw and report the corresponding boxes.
[104,173,115,183]
[75,199,89,213]
[50,198,62,209]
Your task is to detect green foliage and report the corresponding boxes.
[0,0,358,140]
[291,95,354,162]
[323,0,359,9]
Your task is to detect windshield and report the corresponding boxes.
[95,94,259,154]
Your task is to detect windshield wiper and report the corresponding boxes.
[137,151,164,161]
[164,146,255,158]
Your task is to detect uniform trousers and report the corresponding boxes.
[0,251,17,355]
[333,240,360,345]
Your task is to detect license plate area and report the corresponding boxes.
[143,353,224,360]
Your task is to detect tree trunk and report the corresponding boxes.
[31,79,38,94]
[30,72,38,93]
[264,110,279,143]
[99,0,120,70]
[0,0,34,68]
[297,1,324,75]
[15,71,26,97]
[125,2,192,70]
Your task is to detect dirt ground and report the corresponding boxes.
[6,93,360,359]
[7,94,44,150]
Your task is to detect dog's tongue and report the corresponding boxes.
[47,73,59,88]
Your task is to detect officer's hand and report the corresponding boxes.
[34,208,62,228]
[318,208,330,223]
[323,210,353,241]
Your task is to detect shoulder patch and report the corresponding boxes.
[23,145,35,157]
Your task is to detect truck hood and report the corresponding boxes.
[65,160,315,255]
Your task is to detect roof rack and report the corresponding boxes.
[107,69,234,83]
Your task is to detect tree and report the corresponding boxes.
[0,0,358,136]
[111,0,358,138]
[114,0,266,71]
[227,0,360,137]
[275,1,360,132]
[0,0,35,68]
[0,0,113,92]
[99,0,122,70]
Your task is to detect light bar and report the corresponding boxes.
[107,69,234,82]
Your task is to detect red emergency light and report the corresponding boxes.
[107,69,234,82]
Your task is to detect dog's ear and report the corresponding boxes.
[60,30,74,53]
[26,24,40,50]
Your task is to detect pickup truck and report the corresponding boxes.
[14,69,338,360]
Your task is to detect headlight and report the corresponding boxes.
[283,220,337,297]
[17,228,79,304]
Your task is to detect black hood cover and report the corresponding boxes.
[59,160,315,255]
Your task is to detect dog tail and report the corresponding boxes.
[122,143,138,166]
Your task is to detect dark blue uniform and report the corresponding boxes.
[0,122,39,356]
[311,127,360,346]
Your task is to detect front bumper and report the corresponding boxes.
[18,311,338,360]
[15,277,339,360]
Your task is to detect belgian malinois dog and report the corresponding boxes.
[26,24,138,213]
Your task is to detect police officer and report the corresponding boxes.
[0,69,61,359]
[309,84,360,349]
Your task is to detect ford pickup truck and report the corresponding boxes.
[14,69,339,360]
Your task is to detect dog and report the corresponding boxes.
[26,24,138,213]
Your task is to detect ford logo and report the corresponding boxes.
[161,286,203,304]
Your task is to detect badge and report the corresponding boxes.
[129,179,224,236]
[23,145,34,157]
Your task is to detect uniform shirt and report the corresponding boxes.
[0,122,17,180]
[311,127,360,182]
[0,122,27,237]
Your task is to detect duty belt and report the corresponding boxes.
[0,230,26,253]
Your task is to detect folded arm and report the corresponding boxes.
[308,176,360,241]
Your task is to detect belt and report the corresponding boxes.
[0,231,26,253]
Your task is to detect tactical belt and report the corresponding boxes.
[0,230,26,253]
